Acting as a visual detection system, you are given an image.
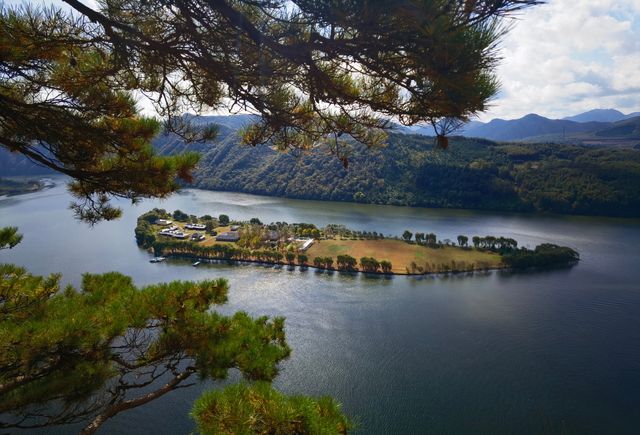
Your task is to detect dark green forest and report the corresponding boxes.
[153,127,640,218]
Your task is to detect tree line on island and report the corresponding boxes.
[399,229,578,271]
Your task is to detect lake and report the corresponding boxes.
[1,179,640,434]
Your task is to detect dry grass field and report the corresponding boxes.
[306,238,502,274]
[150,222,503,274]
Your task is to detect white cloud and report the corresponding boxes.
[481,0,640,120]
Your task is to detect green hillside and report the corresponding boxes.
[153,130,640,218]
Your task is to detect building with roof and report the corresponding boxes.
[216,232,240,242]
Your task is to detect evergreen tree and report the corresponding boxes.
[0,227,22,250]
[1,264,347,433]
[1,1,538,221]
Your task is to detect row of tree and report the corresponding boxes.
[407,260,495,274]
[313,257,335,269]
[399,231,519,253]
[359,257,393,273]
[309,256,395,273]
[402,231,440,246]
[471,236,518,252]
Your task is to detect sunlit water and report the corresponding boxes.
[2,178,640,434]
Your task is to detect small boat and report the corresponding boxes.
[192,261,201,267]
[149,257,166,263]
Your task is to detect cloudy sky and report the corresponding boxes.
[482,0,640,121]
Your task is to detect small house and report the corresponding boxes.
[216,232,240,242]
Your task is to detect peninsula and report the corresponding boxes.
[135,209,579,275]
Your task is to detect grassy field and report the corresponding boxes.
[306,238,502,274]
[149,221,503,275]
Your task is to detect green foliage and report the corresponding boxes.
[297,254,309,265]
[173,209,189,222]
[191,382,351,435]
[285,252,296,265]
[324,257,334,269]
[0,227,22,250]
[472,236,481,248]
[380,260,393,273]
[336,255,357,271]
[503,244,580,269]
[0,264,59,319]
[48,0,533,156]
[359,257,380,273]
[218,214,230,226]
[237,224,267,249]
[402,231,413,243]
[426,233,437,246]
[0,7,202,223]
[0,267,292,431]
[140,208,170,224]
[134,221,156,248]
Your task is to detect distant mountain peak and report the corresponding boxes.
[563,108,628,123]
[522,113,546,120]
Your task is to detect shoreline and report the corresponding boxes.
[154,251,512,277]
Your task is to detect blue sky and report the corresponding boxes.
[3,0,639,121]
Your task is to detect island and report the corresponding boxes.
[135,209,580,275]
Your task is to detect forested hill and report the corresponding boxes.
[153,129,640,218]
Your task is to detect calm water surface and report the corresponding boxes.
[1,179,640,434]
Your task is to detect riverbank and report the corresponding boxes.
[135,209,579,276]
[0,177,49,197]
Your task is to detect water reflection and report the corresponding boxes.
[1,179,640,434]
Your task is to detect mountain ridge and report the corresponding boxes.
[151,127,640,218]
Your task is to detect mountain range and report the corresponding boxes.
[401,109,640,144]
[562,108,640,123]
